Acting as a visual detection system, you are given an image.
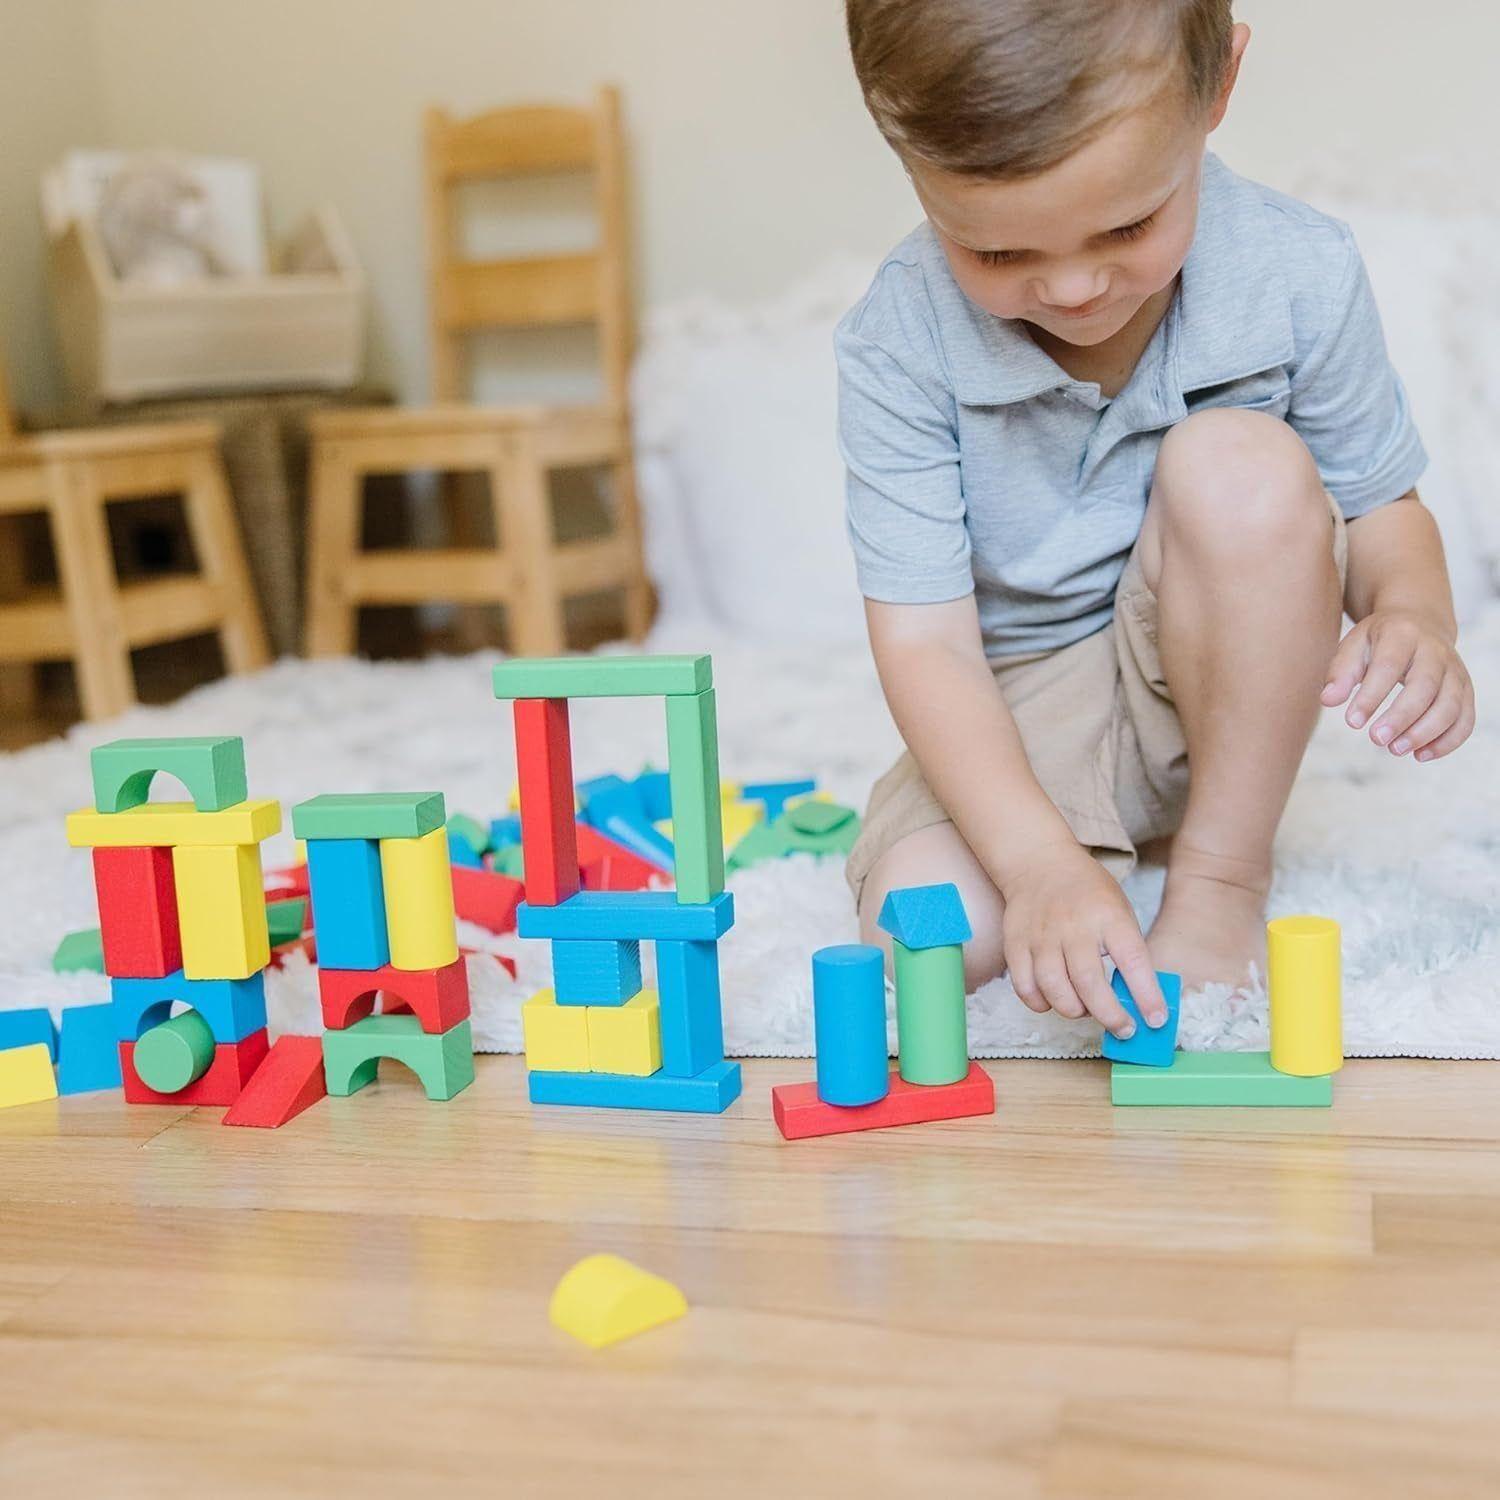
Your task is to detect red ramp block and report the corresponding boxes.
[318,956,470,1034]
[772,1061,994,1140]
[223,1035,327,1128]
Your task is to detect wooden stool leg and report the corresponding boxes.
[493,433,566,657]
[0,514,40,719]
[304,439,362,657]
[610,450,653,642]
[181,447,271,674]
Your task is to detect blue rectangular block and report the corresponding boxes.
[0,1007,58,1062]
[552,938,642,1006]
[633,770,672,823]
[110,971,268,1044]
[306,837,390,969]
[518,891,735,942]
[57,1004,122,1094]
[1100,969,1183,1068]
[449,840,484,869]
[528,1060,741,1114]
[655,939,725,1077]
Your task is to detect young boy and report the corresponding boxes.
[839,0,1475,1039]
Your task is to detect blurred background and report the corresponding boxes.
[2,0,1497,744]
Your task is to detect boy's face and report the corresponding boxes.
[909,95,1211,350]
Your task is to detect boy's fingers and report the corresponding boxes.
[1033,953,1086,1020]
[1346,647,1407,728]
[1397,684,1467,757]
[1107,926,1167,1026]
[1369,660,1443,747]
[1007,947,1049,1014]
[1065,940,1134,1036]
[1415,700,1476,762]
[1321,630,1368,706]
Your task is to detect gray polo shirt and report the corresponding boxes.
[836,152,1427,656]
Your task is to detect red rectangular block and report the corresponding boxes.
[264,864,311,898]
[451,864,525,933]
[514,697,579,907]
[93,846,182,977]
[120,1028,270,1107]
[772,1061,995,1140]
[318,956,471,1033]
[223,1034,327,1128]
[576,822,660,891]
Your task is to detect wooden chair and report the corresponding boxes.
[0,355,270,722]
[303,85,652,659]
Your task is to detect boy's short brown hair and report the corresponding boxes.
[846,0,1235,179]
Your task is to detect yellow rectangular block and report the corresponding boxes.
[0,1043,59,1110]
[380,828,459,971]
[523,989,591,1072]
[587,991,662,1077]
[65,799,281,849]
[172,843,270,979]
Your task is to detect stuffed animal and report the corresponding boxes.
[96,156,226,285]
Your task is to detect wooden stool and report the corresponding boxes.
[303,87,652,660]
[0,370,270,721]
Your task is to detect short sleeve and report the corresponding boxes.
[1287,235,1427,518]
[835,322,974,604]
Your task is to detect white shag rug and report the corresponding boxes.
[3,611,1499,1060]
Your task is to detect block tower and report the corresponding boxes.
[66,737,278,1105]
[493,653,741,1114]
[291,792,475,1101]
[771,882,995,1139]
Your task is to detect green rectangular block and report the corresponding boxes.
[1111,1051,1333,1107]
[265,897,308,946]
[52,927,104,975]
[492,654,712,701]
[291,792,446,842]
[665,688,724,905]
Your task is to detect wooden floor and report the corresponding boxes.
[3,1056,1499,1498]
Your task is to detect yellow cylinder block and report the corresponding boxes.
[1268,915,1342,1077]
[380,827,459,970]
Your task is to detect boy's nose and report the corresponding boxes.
[1036,273,1107,311]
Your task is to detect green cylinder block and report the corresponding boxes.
[893,941,968,1085]
[134,1010,216,1093]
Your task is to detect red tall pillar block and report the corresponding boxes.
[93,846,182,977]
[513,697,580,906]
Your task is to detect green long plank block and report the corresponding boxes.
[90,735,247,814]
[893,940,969,1085]
[664,688,725,904]
[291,792,445,841]
[1111,1051,1333,1107]
[492,654,711,700]
[322,1015,475,1100]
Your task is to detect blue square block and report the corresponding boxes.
[655,939,725,1077]
[0,1007,58,1061]
[306,837,390,969]
[552,938,642,1006]
[528,1059,741,1114]
[57,1004,123,1094]
[1100,969,1183,1068]
[110,971,268,1044]
[518,891,735,942]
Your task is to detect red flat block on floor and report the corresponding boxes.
[317,956,471,1033]
[93,845,182,977]
[772,1061,995,1140]
[223,1034,327,1128]
[576,823,659,891]
[451,864,525,933]
[120,1028,270,1106]
[514,697,580,907]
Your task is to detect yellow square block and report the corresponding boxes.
[587,991,662,1077]
[0,1043,59,1110]
[523,989,591,1072]
[65,799,281,849]
[173,843,270,979]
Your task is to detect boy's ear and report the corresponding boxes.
[1207,22,1251,132]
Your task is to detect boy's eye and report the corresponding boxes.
[972,246,1024,267]
[969,211,1156,268]
[1108,213,1156,243]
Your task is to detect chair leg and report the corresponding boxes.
[610,451,654,641]
[181,446,272,674]
[493,434,567,657]
[0,515,40,719]
[304,440,363,657]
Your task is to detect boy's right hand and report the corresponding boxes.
[997,844,1167,1038]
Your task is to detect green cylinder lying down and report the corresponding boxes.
[892,940,969,1085]
[134,1009,216,1093]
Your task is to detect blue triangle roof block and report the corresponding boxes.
[876,883,973,950]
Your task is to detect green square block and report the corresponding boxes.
[52,927,104,975]
[90,736,247,814]
[265,898,308,946]
[1111,1051,1333,1107]
[322,1015,475,1101]
[491,654,712,701]
[291,792,446,841]
[665,688,725,904]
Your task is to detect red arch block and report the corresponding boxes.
[318,957,470,1034]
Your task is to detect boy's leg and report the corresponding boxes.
[1136,408,1343,987]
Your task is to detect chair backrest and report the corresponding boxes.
[0,353,17,445]
[423,85,633,413]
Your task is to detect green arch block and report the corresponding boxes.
[321,1015,475,1101]
[90,737,248,814]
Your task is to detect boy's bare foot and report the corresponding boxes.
[1146,851,1270,993]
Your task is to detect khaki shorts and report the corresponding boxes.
[846,495,1348,900]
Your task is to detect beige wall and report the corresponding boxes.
[3,1,1494,408]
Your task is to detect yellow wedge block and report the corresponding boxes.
[0,1043,58,1110]
[523,989,592,1072]
[380,828,459,970]
[66,799,281,849]
[587,991,661,1076]
[173,843,271,979]
[1268,914,1343,1076]
[549,1253,687,1350]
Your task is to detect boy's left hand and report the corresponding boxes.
[1321,608,1475,762]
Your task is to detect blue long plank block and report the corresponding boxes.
[0,1007,58,1061]
[110,971,267,1043]
[528,1060,741,1114]
[306,837,390,969]
[518,892,735,941]
[57,1004,122,1094]
[655,939,725,1077]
